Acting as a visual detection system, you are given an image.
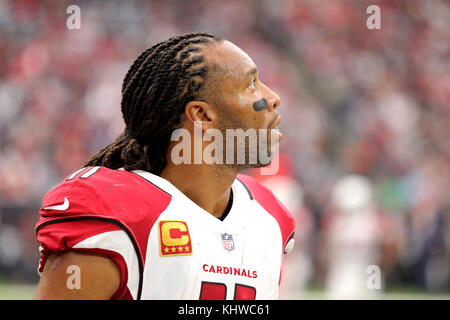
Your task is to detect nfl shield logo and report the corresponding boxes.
[221,233,234,251]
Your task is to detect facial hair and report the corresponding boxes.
[216,107,274,170]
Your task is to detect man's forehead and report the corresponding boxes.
[204,40,256,80]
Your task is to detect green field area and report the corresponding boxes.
[0,284,36,300]
[0,284,448,300]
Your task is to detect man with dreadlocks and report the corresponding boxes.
[34,32,295,300]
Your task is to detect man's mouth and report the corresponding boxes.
[269,116,283,143]
[270,116,282,130]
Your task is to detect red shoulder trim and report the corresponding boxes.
[236,174,295,250]
[38,167,172,260]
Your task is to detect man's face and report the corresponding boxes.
[203,40,282,168]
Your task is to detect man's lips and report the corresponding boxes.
[270,115,282,130]
[269,116,283,143]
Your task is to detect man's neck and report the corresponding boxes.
[160,162,237,218]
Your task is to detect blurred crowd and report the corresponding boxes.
[0,0,448,295]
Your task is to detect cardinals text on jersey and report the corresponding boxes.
[36,166,295,300]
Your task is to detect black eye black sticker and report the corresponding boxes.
[253,98,268,112]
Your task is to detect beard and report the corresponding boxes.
[216,109,275,170]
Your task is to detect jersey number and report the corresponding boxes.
[199,281,256,300]
[66,166,101,180]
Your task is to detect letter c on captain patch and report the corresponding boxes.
[159,220,193,256]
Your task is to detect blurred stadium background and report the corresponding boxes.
[0,0,448,299]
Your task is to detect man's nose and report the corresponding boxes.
[266,91,281,112]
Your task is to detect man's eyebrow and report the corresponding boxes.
[245,67,258,77]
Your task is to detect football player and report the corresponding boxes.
[34,32,295,300]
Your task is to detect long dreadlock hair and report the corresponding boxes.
[85,32,223,175]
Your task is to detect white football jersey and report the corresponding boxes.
[36,166,295,300]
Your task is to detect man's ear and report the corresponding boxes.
[184,100,218,131]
